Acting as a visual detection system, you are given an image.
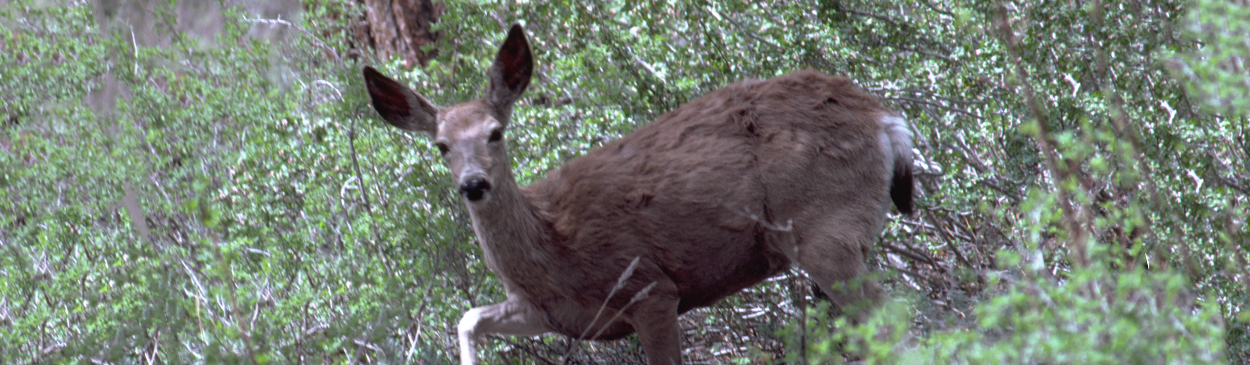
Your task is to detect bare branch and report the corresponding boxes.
[842,8,899,26]
[889,96,982,120]
[896,44,955,63]
[881,241,939,267]
[718,12,784,52]
[242,16,342,66]
[920,0,955,16]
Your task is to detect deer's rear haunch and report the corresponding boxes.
[364,24,914,365]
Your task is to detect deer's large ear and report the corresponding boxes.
[487,24,533,116]
[363,66,439,135]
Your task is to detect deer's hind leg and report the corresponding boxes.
[780,214,885,319]
[627,287,683,365]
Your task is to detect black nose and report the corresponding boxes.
[460,177,491,201]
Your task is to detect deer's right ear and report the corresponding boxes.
[363,66,438,135]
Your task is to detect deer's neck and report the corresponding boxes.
[464,172,556,284]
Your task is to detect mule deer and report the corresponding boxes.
[363,24,914,365]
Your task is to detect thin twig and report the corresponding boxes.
[889,96,982,120]
[1208,151,1250,196]
[562,257,643,363]
[242,16,342,66]
[493,336,559,364]
[130,26,139,76]
[348,118,372,209]
[718,11,784,52]
[896,44,955,62]
[978,178,1021,203]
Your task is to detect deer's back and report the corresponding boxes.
[523,69,892,313]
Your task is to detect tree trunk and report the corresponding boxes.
[359,0,442,69]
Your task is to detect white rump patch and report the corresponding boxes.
[877,115,914,178]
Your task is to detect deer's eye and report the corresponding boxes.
[488,129,504,142]
[435,143,450,155]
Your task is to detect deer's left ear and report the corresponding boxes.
[487,24,533,117]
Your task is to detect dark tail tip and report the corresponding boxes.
[890,165,914,215]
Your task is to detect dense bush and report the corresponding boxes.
[1,0,1245,364]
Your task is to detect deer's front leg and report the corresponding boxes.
[458,299,551,365]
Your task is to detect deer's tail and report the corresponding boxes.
[878,115,914,214]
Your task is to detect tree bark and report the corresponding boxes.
[359,0,442,68]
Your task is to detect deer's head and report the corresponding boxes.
[363,24,533,204]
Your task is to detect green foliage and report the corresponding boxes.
[784,0,1246,363]
[1167,0,1250,120]
[1,0,1245,363]
[804,264,1225,364]
[1,0,462,363]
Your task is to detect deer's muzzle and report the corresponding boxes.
[460,177,492,201]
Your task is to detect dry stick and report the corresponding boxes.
[925,209,989,294]
[880,241,939,267]
[579,256,641,340]
[560,257,642,363]
[889,264,943,289]
[494,336,559,365]
[926,210,974,270]
[561,281,659,364]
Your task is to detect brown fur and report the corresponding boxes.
[364,24,913,365]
